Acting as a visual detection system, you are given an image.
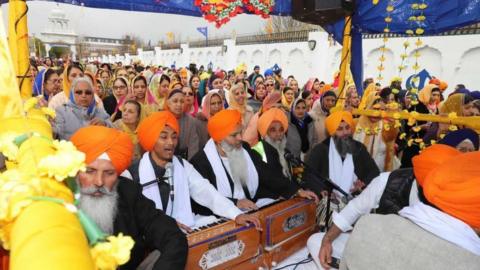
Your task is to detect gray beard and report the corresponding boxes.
[221,141,249,188]
[333,136,355,158]
[78,180,119,235]
[264,136,290,177]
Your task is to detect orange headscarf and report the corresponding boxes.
[325,111,355,136]
[257,108,288,138]
[137,111,179,151]
[412,144,461,187]
[208,109,242,142]
[71,126,133,174]
[418,84,439,105]
[423,151,480,228]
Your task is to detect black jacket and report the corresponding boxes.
[115,177,188,270]
[189,142,298,216]
[376,168,415,214]
[303,138,380,195]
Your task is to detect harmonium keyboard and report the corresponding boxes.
[253,197,317,268]
[186,218,261,270]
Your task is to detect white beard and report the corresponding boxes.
[264,136,290,177]
[78,181,119,235]
[221,141,249,189]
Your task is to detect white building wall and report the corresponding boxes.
[96,32,480,92]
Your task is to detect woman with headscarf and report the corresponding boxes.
[248,81,268,113]
[149,74,171,109]
[113,100,143,161]
[286,98,318,160]
[103,77,131,121]
[288,78,300,94]
[281,87,295,111]
[164,88,200,159]
[189,75,201,112]
[354,92,400,172]
[196,90,224,147]
[418,84,442,114]
[130,75,159,119]
[32,68,61,107]
[228,82,254,127]
[310,90,337,144]
[182,86,199,117]
[54,77,112,140]
[243,91,283,146]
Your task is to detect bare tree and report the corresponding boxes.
[263,15,322,33]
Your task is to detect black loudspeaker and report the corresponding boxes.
[292,0,354,26]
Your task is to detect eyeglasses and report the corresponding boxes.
[47,79,60,84]
[74,90,93,96]
[266,83,274,87]
[183,92,194,96]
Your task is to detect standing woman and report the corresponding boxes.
[149,74,171,109]
[248,81,267,113]
[48,63,85,110]
[113,100,143,161]
[196,90,224,147]
[281,87,295,111]
[130,75,159,119]
[228,82,254,128]
[182,86,199,117]
[164,89,201,159]
[302,90,314,112]
[418,84,441,114]
[103,77,130,121]
[32,68,61,106]
[286,98,318,160]
[190,75,201,104]
[288,78,300,94]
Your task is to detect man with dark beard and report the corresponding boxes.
[252,108,292,180]
[190,109,317,214]
[71,126,188,270]
[304,110,379,197]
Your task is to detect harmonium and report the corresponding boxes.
[254,197,317,268]
[185,218,263,270]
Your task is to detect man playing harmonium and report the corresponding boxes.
[189,109,318,215]
[122,111,260,232]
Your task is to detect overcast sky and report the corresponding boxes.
[1,1,267,43]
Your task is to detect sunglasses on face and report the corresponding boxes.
[183,92,194,96]
[266,84,274,86]
[74,90,93,96]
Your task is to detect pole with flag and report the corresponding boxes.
[8,0,32,99]
[197,27,208,46]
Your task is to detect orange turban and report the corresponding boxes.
[423,151,480,228]
[325,111,354,136]
[412,144,461,187]
[208,109,242,142]
[71,126,133,174]
[257,108,288,138]
[137,111,179,151]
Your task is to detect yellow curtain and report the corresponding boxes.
[8,0,32,99]
[0,8,23,118]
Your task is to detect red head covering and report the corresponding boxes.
[412,144,461,187]
[257,108,288,138]
[71,126,133,174]
[423,151,480,228]
[208,109,242,142]
[137,111,179,151]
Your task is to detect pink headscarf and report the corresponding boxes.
[201,90,223,119]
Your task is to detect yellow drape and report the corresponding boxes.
[335,16,352,110]
[8,0,32,99]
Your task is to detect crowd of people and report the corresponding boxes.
[19,56,480,269]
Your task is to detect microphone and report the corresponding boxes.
[284,150,301,167]
[141,176,168,187]
[165,162,174,203]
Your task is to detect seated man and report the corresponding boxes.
[252,108,292,180]
[307,144,462,269]
[190,109,317,213]
[123,111,259,232]
[340,151,480,270]
[71,126,188,270]
[304,111,380,197]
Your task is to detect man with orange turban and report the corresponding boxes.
[341,150,480,269]
[308,143,462,270]
[190,109,317,213]
[123,111,260,232]
[251,108,292,179]
[71,125,188,270]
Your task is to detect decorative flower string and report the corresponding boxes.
[375,0,396,82]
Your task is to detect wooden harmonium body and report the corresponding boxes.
[186,218,261,270]
[254,198,317,268]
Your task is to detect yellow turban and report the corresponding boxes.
[257,108,288,138]
[137,111,179,151]
[208,109,242,142]
[325,111,355,136]
[10,201,94,270]
[71,126,133,174]
[423,151,480,228]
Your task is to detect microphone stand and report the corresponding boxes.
[285,153,353,230]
